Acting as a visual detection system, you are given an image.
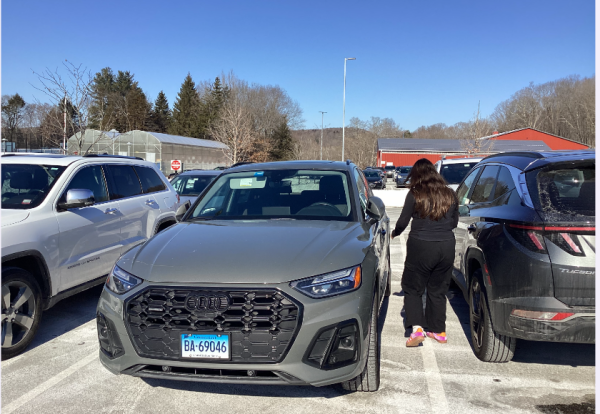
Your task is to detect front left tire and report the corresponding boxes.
[341,294,380,392]
[1,268,43,360]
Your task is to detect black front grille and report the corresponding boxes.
[125,288,302,363]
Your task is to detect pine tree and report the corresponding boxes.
[89,67,115,130]
[169,73,202,137]
[269,118,294,161]
[149,91,172,133]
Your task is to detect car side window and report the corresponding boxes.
[456,167,481,206]
[134,166,166,194]
[470,166,499,204]
[353,168,368,216]
[63,165,108,203]
[493,167,516,200]
[104,165,143,200]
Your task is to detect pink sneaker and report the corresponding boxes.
[406,328,426,347]
[426,331,447,343]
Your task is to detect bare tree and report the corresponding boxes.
[208,97,255,165]
[460,102,495,155]
[32,61,114,154]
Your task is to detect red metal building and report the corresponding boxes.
[377,128,590,167]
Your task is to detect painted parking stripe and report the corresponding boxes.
[421,331,450,413]
[2,352,97,414]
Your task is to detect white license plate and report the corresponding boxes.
[181,334,230,359]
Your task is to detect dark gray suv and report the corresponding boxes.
[97,161,391,391]
[452,151,594,362]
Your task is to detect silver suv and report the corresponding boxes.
[1,154,182,359]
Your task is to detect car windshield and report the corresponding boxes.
[363,171,381,178]
[188,169,353,221]
[528,163,595,220]
[171,174,218,196]
[2,164,66,209]
[384,166,395,171]
[440,162,479,184]
[399,167,411,174]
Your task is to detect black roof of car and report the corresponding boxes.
[226,160,355,173]
[480,150,595,171]
[177,170,222,176]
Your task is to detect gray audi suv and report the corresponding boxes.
[97,160,391,391]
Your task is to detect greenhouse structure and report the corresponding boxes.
[68,130,229,174]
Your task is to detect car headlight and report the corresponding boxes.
[106,265,143,295]
[290,266,361,298]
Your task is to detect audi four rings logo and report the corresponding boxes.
[185,292,231,312]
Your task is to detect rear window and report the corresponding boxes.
[363,171,381,178]
[134,166,166,194]
[440,162,479,185]
[385,166,395,171]
[528,164,595,219]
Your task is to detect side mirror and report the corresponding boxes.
[58,189,95,210]
[176,200,191,221]
[366,196,386,222]
[458,204,470,216]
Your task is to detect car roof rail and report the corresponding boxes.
[82,154,144,161]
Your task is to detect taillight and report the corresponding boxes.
[511,309,574,321]
[176,194,180,204]
[507,223,592,256]
[506,224,547,253]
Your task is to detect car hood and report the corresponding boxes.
[1,210,30,227]
[118,220,371,284]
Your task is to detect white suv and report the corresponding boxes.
[1,154,183,359]
[434,157,482,191]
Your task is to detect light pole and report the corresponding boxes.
[342,57,356,161]
[318,111,327,160]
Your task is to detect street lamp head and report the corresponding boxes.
[346,57,356,60]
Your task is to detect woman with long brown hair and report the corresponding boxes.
[391,158,458,347]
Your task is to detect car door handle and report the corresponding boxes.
[467,224,476,232]
[104,208,119,215]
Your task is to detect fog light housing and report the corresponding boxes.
[511,309,574,321]
[304,320,359,370]
[97,313,125,359]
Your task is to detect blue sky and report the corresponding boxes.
[1,0,595,131]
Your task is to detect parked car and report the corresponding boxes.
[452,150,595,363]
[395,166,412,188]
[170,170,221,204]
[434,157,482,191]
[1,153,184,359]
[384,165,395,178]
[97,160,391,391]
[363,169,386,189]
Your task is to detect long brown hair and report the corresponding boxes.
[407,158,457,220]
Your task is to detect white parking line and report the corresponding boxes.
[2,352,98,414]
[421,335,450,413]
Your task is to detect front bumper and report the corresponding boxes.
[97,280,373,387]
[490,297,595,343]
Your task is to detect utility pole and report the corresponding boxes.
[342,57,356,161]
[63,94,67,154]
[318,111,327,160]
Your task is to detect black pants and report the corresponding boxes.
[401,237,455,333]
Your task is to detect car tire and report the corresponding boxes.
[1,268,43,360]
[341,294,380,392]
[384,252,391,297]
[469,270,515,363]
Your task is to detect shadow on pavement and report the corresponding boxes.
[446,285,595,367]
[25,284,104,352]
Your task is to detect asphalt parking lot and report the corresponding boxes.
[1,201,595,414]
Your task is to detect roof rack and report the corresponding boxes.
[83,154,144,161]
[483,152,545,160]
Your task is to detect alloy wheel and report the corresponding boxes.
[2,282,37,349]
[470,279,485,349]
